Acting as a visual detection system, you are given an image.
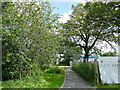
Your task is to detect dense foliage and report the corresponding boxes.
[72,62,96,83]
[2,2,60,80]
[45,66,65,74]
[40,65,50,72]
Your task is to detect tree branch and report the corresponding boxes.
[104,39,117,52]
[89,29,103,50]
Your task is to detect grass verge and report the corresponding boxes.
[41,73,65,88]
[40,66,65,88]
[2,74,45,88]
[2,66,65,88]
[94,84,120,88]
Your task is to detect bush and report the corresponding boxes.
[45,66,65,74]
[58,62,68,66]
[72,62,95,83]
[40,65,49,71]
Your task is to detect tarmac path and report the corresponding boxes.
[60,66,95,90]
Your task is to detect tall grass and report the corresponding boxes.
[2,66,65,88]
[2,69,45,88]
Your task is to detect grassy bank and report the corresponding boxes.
[2,74,44,88]
[95,84,119,88]
[41,66,65,88]
[94,84,120,90]
[2,66,65,88]
[41,73,65,88]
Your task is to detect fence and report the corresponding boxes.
[99,56,120,84]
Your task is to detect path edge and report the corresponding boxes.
[60,66,67,89]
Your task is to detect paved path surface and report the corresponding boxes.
[60,66,95,90]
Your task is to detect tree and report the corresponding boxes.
[2,1,60,80]
[59,24,83,65]
[62,2,118,62]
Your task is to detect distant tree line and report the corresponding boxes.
[100,51,117,56]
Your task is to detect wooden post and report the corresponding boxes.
[94,56,99,85]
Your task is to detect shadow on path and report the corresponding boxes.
[60,66,95,90]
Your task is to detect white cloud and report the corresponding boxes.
[49,0,86,3]
[58,10,72,23]
[77,0,86,3]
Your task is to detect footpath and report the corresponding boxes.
[60,66,95,90]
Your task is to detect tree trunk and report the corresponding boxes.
[94,57,99,85]
[84,48,89,63]
[26,65,28,76]
[19,60,22,80]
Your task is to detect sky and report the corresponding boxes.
[50,2,78,15]
[50,1,85,23]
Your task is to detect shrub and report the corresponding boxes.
[2,70,45,88]
[40,65,49,71]
[58,62,68,66]
[72,62,95,83]
[45,66,65,74]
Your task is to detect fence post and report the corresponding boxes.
[94,56,99,85]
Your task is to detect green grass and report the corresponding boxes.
[94,84,119,88]
[41,73,65,88]
[41,66,65,88]
[2,66,65,88]
[45,66,65,74]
